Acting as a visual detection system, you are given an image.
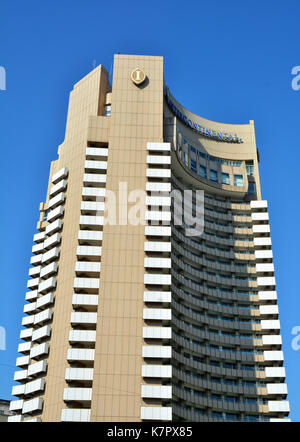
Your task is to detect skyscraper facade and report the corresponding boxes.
[9,54,290,422]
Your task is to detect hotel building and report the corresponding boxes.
[9,54,290,422]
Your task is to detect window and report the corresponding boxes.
[182,151,188,166]
[246,164,254,175]
[199,165,207,178]
[190,158,197,173]
[234,174,244,186]
[247,182,256,194]
[104,104,111,116]
[221,172,230,185]
[43,209,50,221]
[209,169,218,182]
[212,411,223,418]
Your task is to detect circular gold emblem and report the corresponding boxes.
[131,68,146,85]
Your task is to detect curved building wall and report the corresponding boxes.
[162,90,289,422]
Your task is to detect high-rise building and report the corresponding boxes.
[9,54,290,422]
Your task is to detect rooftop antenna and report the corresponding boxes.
[109,60,113,85]
[93,59,96,69]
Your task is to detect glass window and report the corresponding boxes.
[104,104,111,116]
[212,411,223,418]
[182,151,188,166]
[247,182,256,194]
[43,209,50,221]
[234,174,244,186]
[209,169,218,182]
[221,172,230,185]
[246,164,254,175]
[199,165,207,178]
[190,158,197,173]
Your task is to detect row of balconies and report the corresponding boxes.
[61,147,107,421]
[10,167,69,419]
[142,142,172,421]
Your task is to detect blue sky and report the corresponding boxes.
[0,0,299,421]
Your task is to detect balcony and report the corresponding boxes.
[141,385,172,399]
[24,378,45,396]
[38,277,56,294]
[33,232,45,243]
[142,365,172,378]
[78,230,103,245]
[142,345,172,359]
[147,142,171,152]
[41,247,60,264]
[36,292,54,310]
[65,367,93,382]
[51,167,68,184]
[143,309,171,321]
[63,387,92,402]
[40,262,58,279]
[20,328,33,340]
[30,342,49,359]
[146,155,171,165]
[61,408,90,422]
[32,243,44,255]
[144,241,171,253]
[146,169,171,179]
[140,406,172,421]
[47,205,64,222]
[45,219,62,236]
[14,370,28,381]
[86,147,108,159]
[144,226,171,237]
[18,342,31,354]
[48,192,65,210]
[43,233,61,250]
[22,397,43,414]
[70,312,97,327]
[49,179,67,197]
[83,173,106,187]
[16,355,30,367]
[72,294,98,309]
[145,210,171,222]
[67,348,95,362]
[144,257,171,268]
[27,360,47,377]
[144,274,171,286]
[79,216,104,230]
[143,291,171,303]
[30,254,43,266]
[142,327,171,340]
[69,329,96,344]
[31,324,51,342]
[34,308,53,325]
[73,278,99,294]
[82,187,106,200]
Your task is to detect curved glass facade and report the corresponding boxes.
[162,89,289,422]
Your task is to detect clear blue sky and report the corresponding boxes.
[0,0,299,421]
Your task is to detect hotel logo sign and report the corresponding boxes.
[131,68,146,86]
[165,86,243,143]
